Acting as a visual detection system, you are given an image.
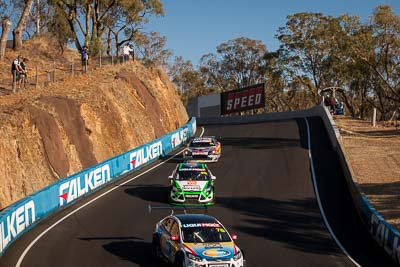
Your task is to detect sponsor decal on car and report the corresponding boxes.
[59,164,111,206]
[192,150,208,155]
[182,185,201,191]
[0,200,35,253]
[178,168,206,172]
[202,249,231,258]
[192,138,213,143]
[182,223,221,228]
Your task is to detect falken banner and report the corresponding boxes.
[0,118,196,257]
[361,195,400,263]
[220,83,265,115]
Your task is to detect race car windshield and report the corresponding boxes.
[181,225,231,243]
[177,171,209,181]
[190,141,215,147]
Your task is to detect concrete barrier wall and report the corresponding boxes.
[199,107,400,264]
[317,107,400,264]
[360,195,400,263]
[0,118,197,257]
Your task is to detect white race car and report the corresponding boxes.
[183,137,221,162]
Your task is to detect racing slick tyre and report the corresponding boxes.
[210,186,216,204]
[174,252,185,267]
[152,234,161,258]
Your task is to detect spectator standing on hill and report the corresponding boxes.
[129,44,135,61]
[80,45,90,73]
[11,55,23,89]
[329,97,335,114]
[123,43,133,61]
[19,57,29,88]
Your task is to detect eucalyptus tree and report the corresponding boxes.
[0,18,11,59]
[168,56,209,103]
[12,0,34,50]
[133,31,172,67]
[276,12,343,103]
[50,0,164,55]
[364,5,400,119]
[104,0,164,56]
[24,0,56,38]
[199,37,268,92]
[331,14,376,118]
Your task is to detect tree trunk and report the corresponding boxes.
[341,93,355,117]
[67,14,82,52]
[0,18,11,59]
[84,2,91,46]
[36,0,41,36]
[13,0,34,50]
[106,30,112,56]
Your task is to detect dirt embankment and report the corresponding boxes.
[335,116,400,228]
[0,61,188,209]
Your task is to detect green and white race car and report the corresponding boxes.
[168,163,216,206]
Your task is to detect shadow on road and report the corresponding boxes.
[102,239,166,267]
[166,154,185,163]
[216,196,342,256]
[219,137,301,150]
[124,184,170,204]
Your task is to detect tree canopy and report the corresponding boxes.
[174,5,400,120]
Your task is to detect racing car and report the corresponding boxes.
[183,136,221,162]
[169,163,216,206]
[152,213,244,267]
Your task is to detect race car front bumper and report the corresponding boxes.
[170,190,214,205]
[184,255,244,267]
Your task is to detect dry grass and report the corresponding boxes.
[335,116,400,228]
[0,34,95,94]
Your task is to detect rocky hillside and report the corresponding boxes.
[0,60,188,209]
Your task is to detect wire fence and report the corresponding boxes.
[0,53,134,95]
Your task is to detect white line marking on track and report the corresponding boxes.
[16,127,205,267]
[304,118,360,267]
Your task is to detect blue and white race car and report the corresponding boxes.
[152,213,244,267]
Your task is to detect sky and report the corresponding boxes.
[145,0,400,66]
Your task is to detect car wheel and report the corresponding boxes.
[152,234,161,258]
[211,187,216,203]
[174,252,185,267]
[168,187,172,203]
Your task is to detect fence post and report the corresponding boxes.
[35,66,39,89]
[372,108,377,127]
[111,55,114,66]
[71,62,74,77]
[12,70,16,92]
[53,62,56,82]
[46,71,51,86]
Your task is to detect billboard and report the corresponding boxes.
[220,83,265,115]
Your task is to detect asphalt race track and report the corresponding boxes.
[0,118,397,267]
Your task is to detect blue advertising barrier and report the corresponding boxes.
[0,117,196,257]
[360,195,400,263]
